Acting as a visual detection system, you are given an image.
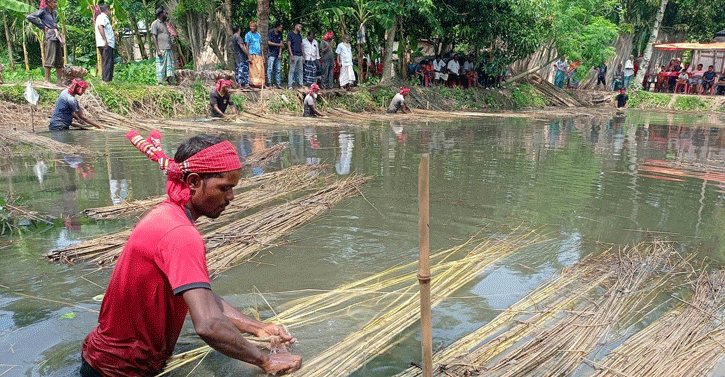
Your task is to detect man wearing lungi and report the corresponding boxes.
[336,35,355,90]
[27,0,64,85]
[81,132,302,376]
[245,21,265,88]
[302,31,320,87]
[151,8,175,85]
[320,32,335,89]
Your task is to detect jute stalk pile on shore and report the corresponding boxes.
[0,130,94,155]
[395,241,694,377]
[158,226,550,376]
[82,143,292,221]
[592,270,725,377]
[46,165,328,265]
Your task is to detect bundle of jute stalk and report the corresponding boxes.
[592,270,725,377]
[46,165,327,265]
[394,248,616,377]
[158,227,550,376]
[394,241,691,377]
[0,130,94,155]
[204,174,375,278]
[82,143,295,221]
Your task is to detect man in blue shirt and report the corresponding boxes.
[266,21,284,89]
[245,21,264,87]
[49,79,103,130]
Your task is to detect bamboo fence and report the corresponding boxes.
[82,143,294,221]
[46,165,328,265]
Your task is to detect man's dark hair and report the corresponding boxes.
[156,7,165,18]
[710,65,715,69]
[175,134,225,179]
[273,21,282,28]
[307,31,314,37]
[232,25,240,34]
[436,55,441,59]
[99,3,109,11]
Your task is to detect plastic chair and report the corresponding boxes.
[674,81,689,94]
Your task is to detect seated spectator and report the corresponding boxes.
[668,58,682,92]
[687,63,705,92]
[716,74,725,95]
[462,55,476,88]
[432,55,448,85]
[675,70,690,93]
[446,54,461,87]
[612,64,624,91]
[702,65,717,94]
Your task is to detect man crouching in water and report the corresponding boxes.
[303,83,324,117]
[81,132,302,376]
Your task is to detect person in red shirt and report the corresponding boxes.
[81,132,302,377]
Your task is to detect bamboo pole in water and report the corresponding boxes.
[418,154,432,377]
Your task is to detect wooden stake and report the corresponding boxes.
[418,153,433,377]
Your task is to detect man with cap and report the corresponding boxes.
[320,31,335,89]
[210,79,238,118]
[336,35,355,90]
[303,84,324,117]
[81,131,302,377]
[49,79,103,130]
[388,87,412,114]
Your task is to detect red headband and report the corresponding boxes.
[127,130,242,205]
[215,79,232,92]
[324,31,334,41]
[69,79,88,95]
[310,83,320,93]
[399,87,410,95]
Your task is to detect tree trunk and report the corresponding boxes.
[3,12,15,71]
[128,13,148,60]
[506,56,559,84]
[632,0,669,92]
[357,43,364,83]
[141,0,151,58]
[61,21,68,65]
[222,0,233,69]
[380,15,399,85]
[22,29,29,71]
[257,0,269,59]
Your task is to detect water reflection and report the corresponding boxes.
[3,111,725,376]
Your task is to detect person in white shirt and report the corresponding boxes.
[336,35,355,90]
[94,4,115,82]
[687,63,706,91]
[447,54,461,87]
[302,31,320,87]
[432,55,447,85]
[623,55,635,89]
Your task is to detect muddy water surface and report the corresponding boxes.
[2,110,725,376]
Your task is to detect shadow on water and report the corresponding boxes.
[2,110,725,375]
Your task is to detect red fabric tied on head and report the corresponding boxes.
[69,79,88,95]
[310,83,320,93]
[215,79,232,92]
[324,31,334,41]
[40,0,46,8]
[399,87,410,95]
[127,130,242,205]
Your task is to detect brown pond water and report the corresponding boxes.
[2,109,725,376]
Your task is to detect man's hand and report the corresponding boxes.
[260,352,302,375]
[257,323,295,346]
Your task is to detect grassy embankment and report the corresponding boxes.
[0,78,549,119]
[628,89,725,112]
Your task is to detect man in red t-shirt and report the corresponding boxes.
[81,133,302,376]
